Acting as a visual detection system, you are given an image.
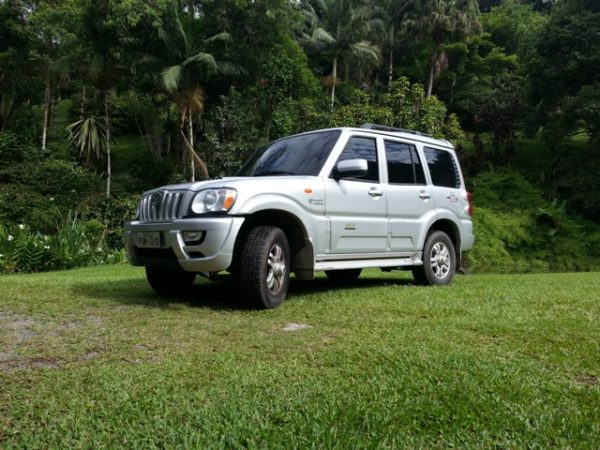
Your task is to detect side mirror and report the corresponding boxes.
[333,158,368,180]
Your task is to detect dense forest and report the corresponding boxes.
[0,0,598,273]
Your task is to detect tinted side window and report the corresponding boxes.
[385,141,426,185]
[423,147,460,188]
[335,137,379,182]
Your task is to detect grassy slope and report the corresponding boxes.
[1,266,599,448]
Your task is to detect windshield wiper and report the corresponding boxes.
[253,170,296,177]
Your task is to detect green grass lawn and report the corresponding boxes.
[1,266,599,448]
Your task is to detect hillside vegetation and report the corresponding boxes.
[0,0,598,273]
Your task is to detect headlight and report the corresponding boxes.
[191,188,237,214]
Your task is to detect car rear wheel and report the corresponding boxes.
[412,231,456,286]
[238,226,290,309]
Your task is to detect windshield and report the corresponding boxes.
[237,130,341,177]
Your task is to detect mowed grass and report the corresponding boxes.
[0,266,599,448]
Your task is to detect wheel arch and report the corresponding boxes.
[232,209,315,280]
[426,218,461,263]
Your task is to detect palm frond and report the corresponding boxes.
[205,32,233,44]
[183,53,218,72]
[157,25,182,61]
[215,61,244,77]
[312,27,336,44]
[351,41,381,64]
[161,65,183,92]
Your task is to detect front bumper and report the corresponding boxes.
[124,216,245,273]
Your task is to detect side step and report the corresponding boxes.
[314,256,422,272]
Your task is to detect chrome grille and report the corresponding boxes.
[139,190,183,222]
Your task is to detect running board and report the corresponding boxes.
[314,256,422,272]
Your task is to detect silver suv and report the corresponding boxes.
[124,124,474,308]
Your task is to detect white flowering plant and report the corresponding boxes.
[0,216,123,273]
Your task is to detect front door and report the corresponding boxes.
[324,136,388,255]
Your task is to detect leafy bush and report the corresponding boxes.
[82,194,139,250]
[0,131,40,164]
[0,216,124,273]
[466,170,600,273]
[0,159,99,197]
[0,184,52,226]
[468,169,545,212]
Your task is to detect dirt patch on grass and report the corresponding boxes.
[576,375,599,387]
[0,313,40,341]
[0,357,60,371]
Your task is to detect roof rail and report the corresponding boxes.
[360,123,433,138]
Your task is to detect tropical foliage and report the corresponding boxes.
[0,0,598,272]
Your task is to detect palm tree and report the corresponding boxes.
[145,7,240,181]
[66,116,110,168]
[81,0,122,197]
[418,0,481,97]
[303,0,380,110]
[373,0,418,87]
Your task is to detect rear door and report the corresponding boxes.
[422,146,464,217]
[324,135,388,254]
[384,139,432,252]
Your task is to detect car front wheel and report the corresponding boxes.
[238,226,290,309]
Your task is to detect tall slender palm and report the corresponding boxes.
[146,7,240,181]
[419,0,480,97]
[373,0,418,87]
[81,0,121,197]
[303,0,380,110]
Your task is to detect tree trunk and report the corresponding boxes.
[42,78,51,151]
[188,113,195,182]
[80,85,87,120]
[330,56,338,111]
[104,90,112,198]
[180,112,207,182]
[388,24,394,88]
[427,51,436,98]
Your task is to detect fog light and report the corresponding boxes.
[183,231,204,244]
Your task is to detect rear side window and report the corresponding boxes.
[335,136,379,182]
[384,141,426,185]
[424,147,460,188]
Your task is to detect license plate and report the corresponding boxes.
[135,232,161,248]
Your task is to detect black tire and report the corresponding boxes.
[237,226,290,309]
[325,269,362,282]
[412,231,456,286]
[145,267,196,295]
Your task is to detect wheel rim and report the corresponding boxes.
[266,243,286,295]
[430,242,451,279]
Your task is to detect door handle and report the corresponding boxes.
[368,187,383,197]
[419,191,431,200]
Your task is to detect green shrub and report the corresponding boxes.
[82,194,139,250]
[468,169,545,212]
[0,184,52,226]
[0,131,40,164]
[466,170,600,273]
[0,159,99,197]
[0,216,121,273]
